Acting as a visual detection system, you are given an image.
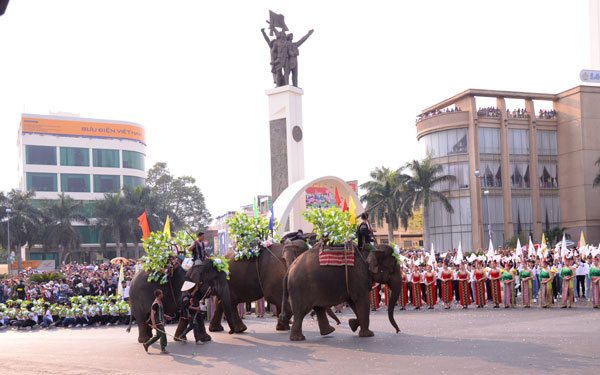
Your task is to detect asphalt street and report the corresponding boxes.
[0,305,598,375]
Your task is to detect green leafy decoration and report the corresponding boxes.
[210,255,230,280]
[302,207,357,246]
[141,230,193,284]
[226,212,281,261]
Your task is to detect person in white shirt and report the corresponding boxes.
[576,259,590,298]
[39,304,53,328]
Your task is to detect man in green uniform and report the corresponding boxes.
[143,289,172,354]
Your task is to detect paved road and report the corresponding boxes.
[1,306,598,375]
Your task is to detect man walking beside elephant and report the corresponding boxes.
[143,289,172,354]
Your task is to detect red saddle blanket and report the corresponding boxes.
[318,247,354,266]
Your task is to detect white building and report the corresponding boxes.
[17,113,146,263]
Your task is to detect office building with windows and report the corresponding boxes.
[18,113,146,262]
[416,86,600,251]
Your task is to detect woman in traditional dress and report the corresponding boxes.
[589,256,600,308]
[502,262,516,308]
[440,261,453,309]
[255,298,265,317]
[519,260,534,308]
[473,261,487,308]
[411,265,423,310]
[488,261,502,308]
[560,258,576,308]
[539,259,555,308]
[369,283,380,311]
[397,268,409,310]
[457,263,471,309]
[424,264,437,309]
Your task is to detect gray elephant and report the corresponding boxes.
[128,258,236,343]
[281,243,402,341]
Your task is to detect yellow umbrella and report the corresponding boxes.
[110,257,129,265]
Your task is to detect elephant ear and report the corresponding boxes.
[369,245,398,278]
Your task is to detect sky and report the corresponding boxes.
[0,1,593,221]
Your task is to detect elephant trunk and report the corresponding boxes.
[215,274,236,333]
[387,275,402,334]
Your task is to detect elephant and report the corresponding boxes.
[208,243,293,333]
[280,243,402,341]
[128,258,236,343]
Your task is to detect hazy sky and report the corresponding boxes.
[0,1,593,220]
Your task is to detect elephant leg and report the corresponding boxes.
[346,300,360,332]
[290,305,311,341]
[209,300,224,332]
[196,314,211,342]
[229,302,247,334]
[326,307,341,325]
[314,307,335,336]
[137,320,152,343]
[173,318,188,341]
[354,296,374,338]
[274,298,291,331]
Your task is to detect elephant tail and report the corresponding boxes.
[279,270,290,322]
[125,313,133,333]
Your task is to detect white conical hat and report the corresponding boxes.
[180,281,196,292]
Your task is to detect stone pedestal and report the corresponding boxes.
[266,85,305,231]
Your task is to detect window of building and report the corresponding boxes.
[478,127,500,154]
[510,163,530,188]
[26,145,56,165]
[122,150,145,170]
[428,197,472,251]
[508,129,529,155]
[538,162,558,188]
[448,162,469,190]
[481,195,505,248]
[512,196,533,235]
[26,172,57,192]
[60,174,90,193]
[60,147,90,166]
[449,128,468,155]
[537,130,558,156]
[76,226,99,244]
[92,149,120,168]
[93,175,120,193]
[480,161,502,188]
[419,129,468,159]
[123,175,145,189]
[540,195,560,230]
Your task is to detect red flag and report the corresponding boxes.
[137,212,150,239]
[334,187,341,207]
[342,199,348,212]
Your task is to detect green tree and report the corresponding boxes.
[544,226,570,247]
[94,192,129,258]
[122,185,165,259]
[41,193,89,266]
[594,157,600,187]
[146,162,211,231]
[1,190,43,271]
[403,157,456,251]
[360,167,411,243]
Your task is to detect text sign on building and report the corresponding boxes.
[580,70,600,83]
[21,116,146,144]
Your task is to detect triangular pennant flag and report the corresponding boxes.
[342,199,348,212]
[528,237,535,259]
[428,243,435,266]
[268,204,274,232]
[516,238,522,257]
[348,197,357,225]
[334,187,341,208]
[163,215,171,239]
[137,212,150,240]
[580,231,586,248]
[541,233,547,250]
[487,238,495,258]
[454,242,463,265]
[117,263,124,296]
[561,234,568,258]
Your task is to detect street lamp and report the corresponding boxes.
[6,208,11,275]
[474,170,493,244]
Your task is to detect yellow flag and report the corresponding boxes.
[349,196,357,225]
[163,215,171,239]
[541,233,547,250]
[580,231,586,247]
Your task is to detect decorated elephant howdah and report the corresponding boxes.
[281,243,402,341]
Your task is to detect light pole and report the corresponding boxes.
[6,208,11,275]
[474,170,493,245]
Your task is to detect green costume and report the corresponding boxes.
[144,301,167,351]
[560,268,574,289]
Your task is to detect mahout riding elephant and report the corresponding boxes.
[208,243,293,332]
[281,243,402,341]
[128,258,236,343]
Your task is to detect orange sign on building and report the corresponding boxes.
[22,116,145,144]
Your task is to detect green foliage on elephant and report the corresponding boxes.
[226,212,281,260]
[141,230,193,284]
[388,242,401,265]
[302,207,357,246]
[210,255,230,279]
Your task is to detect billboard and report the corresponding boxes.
[305,180,358,209]
[21,116,145,144]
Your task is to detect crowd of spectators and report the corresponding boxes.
[506,108,529,118]
[477,107,501,117]
[416,106,462,122]
[538,109,557,119]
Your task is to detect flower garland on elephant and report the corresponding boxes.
[302,207,356,246]
[226,212,281,261]
[141,231,194,284]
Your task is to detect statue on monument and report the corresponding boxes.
[262,11,313,88]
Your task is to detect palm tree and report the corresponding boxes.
[403,157,456,250]
[42,193,89,266]
[3,190,43,271]
[122,185,164,259]
[360,167,411,243]
[94,192,129,258]
[594,157,600,187]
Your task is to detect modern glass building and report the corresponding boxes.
[416,86,600,252]
[17,113,146,262]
